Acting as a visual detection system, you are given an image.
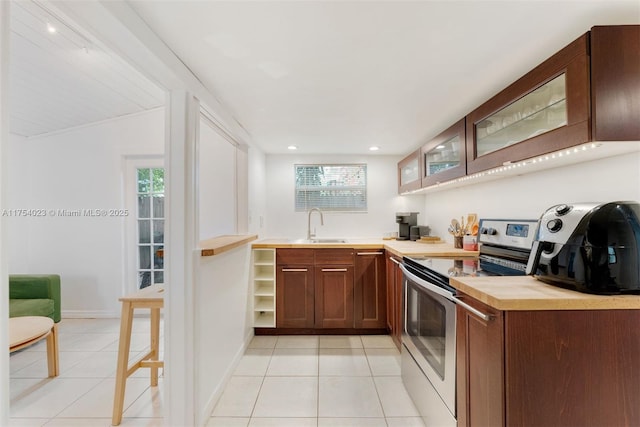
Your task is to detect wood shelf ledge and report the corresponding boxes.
[200,234,258,257]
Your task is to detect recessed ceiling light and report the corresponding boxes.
[287,145,298,150]
[47,23,57,34]
[369,146,380,151]
[436,145,445,149]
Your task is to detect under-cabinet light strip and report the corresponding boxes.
[402,142,602,195]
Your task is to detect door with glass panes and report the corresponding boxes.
[136,167,165,289]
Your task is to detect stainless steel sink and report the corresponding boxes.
[310,238,347,243]
[291,238,348,244]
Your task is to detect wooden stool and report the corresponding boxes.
[9,316,59,377]
[112,285,164,426]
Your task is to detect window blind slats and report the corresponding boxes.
[295,164,367,212]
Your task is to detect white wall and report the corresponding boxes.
[7,109,164,317]
[265,154,424,239]
[199,121,237,239]
[248,146,267,237]
[422,151,640,240]
[195,245,252,426]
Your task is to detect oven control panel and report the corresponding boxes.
[478,219,539,250]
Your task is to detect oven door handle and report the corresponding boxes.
[450,295,493,322]
[400,264,492,322]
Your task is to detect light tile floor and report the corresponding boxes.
[9,318,164,427]
[10,319,425,427]
[209,335,425,427]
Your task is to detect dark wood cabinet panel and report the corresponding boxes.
[456,297,504,427]
[504,310,640,426]
[457,291,640,427]
[354,251,386,329]
[314,249,354,266]
[591,25,640,141]
[276,266,314,328]
[314,266,354,328]
[385,257,396,332]
[276,248,314,265]
[385,254,403,350]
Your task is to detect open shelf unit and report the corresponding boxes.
[252,248,275,327]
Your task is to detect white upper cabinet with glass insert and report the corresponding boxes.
[421,119,466,187]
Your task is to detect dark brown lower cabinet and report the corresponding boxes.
[272,248,389,332]
[385,254,403,350]
[276,265,314,328]
[457,292,640,427]
[315,266,354,328]
[354,251,386,329]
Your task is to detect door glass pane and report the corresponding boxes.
[153,220,164,244]
[154,245,164,269]
[139,271,152,289]
[137,169,150,193]
[425,135,461,176]
[139,246,151,269]
[154,271,164,284]
[138,196,151,218]
[138,220,151,244]
[152,168,165,193]
[476,73,567,157]
[152,195,164,218]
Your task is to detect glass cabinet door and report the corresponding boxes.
[421,119,467,187]
[398,149,421,193]
[476,74,567,157]
[466,33,590,175]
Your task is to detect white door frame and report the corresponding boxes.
[123,156,164,296]
[0,1,10,424]
[164,90,199,425]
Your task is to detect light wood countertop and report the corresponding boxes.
[252,238,478,258]
[200,234,258,257]
[451,275,640,311]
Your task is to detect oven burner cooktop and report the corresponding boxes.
[404,218,539,291]
[405,257,491,279]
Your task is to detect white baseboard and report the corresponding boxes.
[61,310,119,319]
[198,328,255,426]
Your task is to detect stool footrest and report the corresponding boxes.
[125,350,164,377]
[140,360,164,369]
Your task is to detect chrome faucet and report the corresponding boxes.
[307,208,324,240]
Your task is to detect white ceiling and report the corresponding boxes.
[128,0,639,155]
[9,0,164,138]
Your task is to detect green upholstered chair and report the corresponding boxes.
[9,275,61,323]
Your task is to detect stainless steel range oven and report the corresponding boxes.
[400,219,538,427]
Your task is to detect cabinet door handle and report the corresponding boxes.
[322,268,348,272]
[357,252,383,256]
[389,257,402,266]
[281,268,308,272]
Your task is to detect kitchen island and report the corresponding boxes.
[451,275,640,427]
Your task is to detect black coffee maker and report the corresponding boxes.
[396,212,418,240]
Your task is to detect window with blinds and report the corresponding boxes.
[295,164,367,212]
